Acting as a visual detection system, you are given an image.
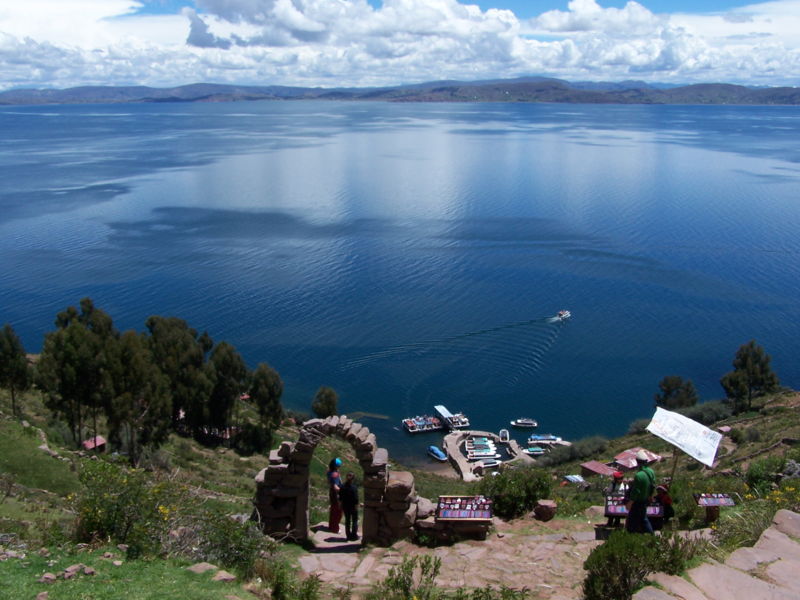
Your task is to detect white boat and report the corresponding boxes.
[523,446,546,456]
[467,452,501,461]
[556,309,571,321]
[498,429,510,443]
[510,418,538,428]
[479,459,502,469]
[434,405,470,429]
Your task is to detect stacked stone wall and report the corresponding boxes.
[251,416,432,546]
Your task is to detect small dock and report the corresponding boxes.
[443,429,535,482]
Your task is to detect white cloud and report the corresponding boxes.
[0,0,798,91]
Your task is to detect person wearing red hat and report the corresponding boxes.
[605,471,626,527]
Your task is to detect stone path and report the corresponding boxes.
[300,518,603,598]
[634,509,800,600]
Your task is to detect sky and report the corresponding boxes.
[0,0,798,91]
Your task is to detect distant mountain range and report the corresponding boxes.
[2,77,799,106]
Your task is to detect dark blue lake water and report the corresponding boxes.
[2,101,799,465]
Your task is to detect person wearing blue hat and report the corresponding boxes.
[327,458,343,533]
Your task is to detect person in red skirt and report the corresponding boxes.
[327,457,343,533]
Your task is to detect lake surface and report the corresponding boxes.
[2,100,799,464]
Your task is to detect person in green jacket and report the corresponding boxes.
[626,450,656,534]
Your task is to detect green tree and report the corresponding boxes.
[208,341,248,432]
[37,299,118,445]
[108,331,171,466]
[0,323,30,416]
[249,362,284,431]
[720,340,780,413]
[145,316,214,434]
[654,375,699,410]
[311,386,338,418]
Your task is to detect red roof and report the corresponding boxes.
[614,447,661,470]
[580,460,618,477]
[82,435,107,450]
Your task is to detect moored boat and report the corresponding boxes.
[498,428,510,443]
[402,415,444,433]
[523,446,546,456]
[510,418,538,428]
[434,405,470,429]
[467,451,501,461]
[427,445,448,462]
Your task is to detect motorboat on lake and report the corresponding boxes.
[427,445,448,462]
[510,418,538,428]
[498,428,510,443]
[556,310,571,321]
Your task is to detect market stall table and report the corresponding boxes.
[434,495,493,540]
[694,492,735,523]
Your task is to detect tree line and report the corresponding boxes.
[653,339,780,414]
[1,298,289,464]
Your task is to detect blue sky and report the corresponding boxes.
[1,1,798,90]
[133,1,766,17]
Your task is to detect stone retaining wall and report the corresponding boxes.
[251,416,435,545]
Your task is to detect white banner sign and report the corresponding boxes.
[646,407,722,467]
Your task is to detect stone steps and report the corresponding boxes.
[634,509,800,600]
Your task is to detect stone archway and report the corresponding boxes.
[251,416,435,546]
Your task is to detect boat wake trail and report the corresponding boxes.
[342,314,568,391]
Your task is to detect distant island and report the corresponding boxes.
[2,76,800,106]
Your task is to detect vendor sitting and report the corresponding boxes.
[651,485,674,531]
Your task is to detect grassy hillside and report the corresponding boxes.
[3,385,800,599]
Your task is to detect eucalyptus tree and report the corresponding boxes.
[0,323,30,416]
[108,330,171,465]
[721,340,780,413]
[145,315,214,434]
[37,299,118,445]
[249,362,284,431]
[654,375,699,410]
[311,386,338,418]
[208,341,248,432]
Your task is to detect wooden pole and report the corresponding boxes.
[667,448,680,487]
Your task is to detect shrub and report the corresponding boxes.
[583,531,659,600]
[679,401,732,425]
[366,555,442,600]
[447,586,530,599]
[191,509,274,578]
[255,556,322,600]
[583,530,707,600]
[729,428,744,444]
[73,460,184,556]
[476,466,552,519]
[746,455,786,495]
[537,435,608,467]
[627,418,650,435]
[745,427,761,443]
[711,499,775,552]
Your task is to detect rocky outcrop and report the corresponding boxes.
[251,416,432,546]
